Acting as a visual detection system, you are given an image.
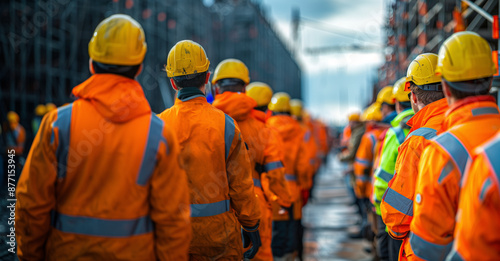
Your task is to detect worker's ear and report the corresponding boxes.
[205,72,211,84]
[170,78,178,91]
[411,91,418,104]
[89,59,95,74]
[135,64,143,77]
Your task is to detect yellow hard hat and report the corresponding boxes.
[436,31,496,82]
[212,58,250,84]
[376,86,395,105]
[35,104,46,116]
[7,111,19,124]
[290,99,303,117]
[361,103,382,122]
[268,92,291,112]
[165,40,210,78]
[88,14,147,66]
[246,82,273,106]
[46,103,57,112]
[348,112,361,122]
[406,53,441,90]
[393,77,410,102]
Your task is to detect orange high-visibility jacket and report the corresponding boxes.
[354,124,387,199]
[299,120,318,190]
[410,96,500,261]
[447,132,500,260]
[15,74,191,261]
[267,115,312,221]
[341,124,352,147]
[370,128,389,204]
[381,99,448,259]
[158,89,261,260]
[213,92,291,261]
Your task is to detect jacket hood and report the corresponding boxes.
[213,92,257,121]
[72,74,151,123]
[267,115,302,141]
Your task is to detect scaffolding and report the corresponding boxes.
[1,0,301,146]
[378,0,499,87]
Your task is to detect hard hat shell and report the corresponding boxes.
[290,99,303,117]
[393,77,411,102]
[212,58,250,84]
[7,111,19,124]
[268,92,291,112]
[46,103,57,112]
[165,40,210,77]
[436,31,496,82]
[361,103,382,122]
[246,82,273,106]
[35,104,47,116]
[377,86,395,105]
[406,53,441,86]
[88,14,147,66]
[348,112,361,122]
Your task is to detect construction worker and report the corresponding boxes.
[446,132,500,260]
[246,81,274,122]
[6,111,26,155]
[45,102,56,112]
[266,92,312,260]
[380,53,448,260]
[158,41,261,260]
[15,14,191,260]
[373,77,414,261]
[32,104,46,135]
[411,31,500,260]
[377,86,398,125]
[211,59,291,261]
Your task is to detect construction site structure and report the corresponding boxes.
[0,0,301,146]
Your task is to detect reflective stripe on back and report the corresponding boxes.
[410,232,452,260]
[285,174,297,181]
[253,178,262,188]
[191,199,230,217]
[434,133,470,177]
[393,127,406,145]
[224,114,236,160]
[53,104,73,178]
[483,136,500,194]
[355,157,371,167]
[52,211,153,237]
[137,115,166,186]
[383,187,413,216]
[405,127,437,141]
[471,107,499,117]
[304,130,311,142]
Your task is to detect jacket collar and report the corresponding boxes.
[407,98,448,132]
[442,95,499,131]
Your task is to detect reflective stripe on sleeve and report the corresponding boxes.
[137,115,166,186]
[479,178,493,202]
[52,212,153,237]
[356,175,370,182]
[393,127,406,145]
[224,114,236,160]
[483,136,500,194]
[383,188,413,216]
[52,104,73,179]
[253,178,262,188]
[438,161,455,184]
[285,174,297,181]
[355,157,371,167]
[405,127,437,141]
[191,199,231,217]
[264,161,284,172]
[445,249,465,261]
[410,232,452,260]
[375,168,393,183]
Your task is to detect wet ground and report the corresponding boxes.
[302,152,373,261]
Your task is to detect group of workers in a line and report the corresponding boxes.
[340,30,500,261]
[12,14,331,261]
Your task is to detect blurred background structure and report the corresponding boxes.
[0,0,301,145]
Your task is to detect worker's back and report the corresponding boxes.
[158,92,260,260]
[16,74,191,261]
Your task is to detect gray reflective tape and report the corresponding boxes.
[393,127,406,145]
[405,127,437,141]
[410,232,452,260]
[376,168,393,183]
[356,176,369,182]
[479,178,493,201]
[137,115,165,186]
[264,161,284,172]
[445,249,465,261]
[484,136,500,194]
[53,104,73,178]
[191,199,230,217]
[253,178,262,188]
[52,212,153,237]
[285,174,297,181]
[355,157,371,167]
[224,114,236,160]
[383,188,413,216]
[434,133,470,177]
[471,107,499,117]
[438,161,455,184]
[304,131,311,142]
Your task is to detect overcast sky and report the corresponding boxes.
[258,0,386,125]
